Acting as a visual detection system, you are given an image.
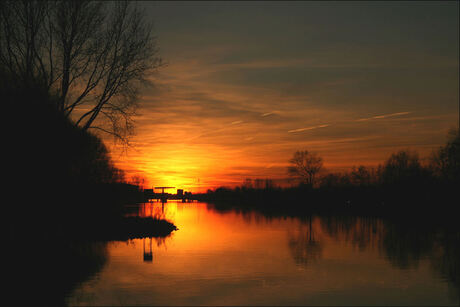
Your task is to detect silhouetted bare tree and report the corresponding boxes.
[288,150,323,186]
[0,0,162,143]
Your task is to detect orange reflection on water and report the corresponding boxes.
[68,202,457,306]
[134,201,299,254]
[116,202,400,283]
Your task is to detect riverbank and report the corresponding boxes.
[198,183,459,226]
[8,204,177,242]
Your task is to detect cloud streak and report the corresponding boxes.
[355,112,411,122]
[288,124,330,133]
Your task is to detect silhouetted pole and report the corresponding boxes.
[143,237,153,262]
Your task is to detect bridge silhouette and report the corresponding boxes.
[143,187,195,203]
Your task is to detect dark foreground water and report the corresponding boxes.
[66,201,459,306]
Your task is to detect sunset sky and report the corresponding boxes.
[107,1,459,193]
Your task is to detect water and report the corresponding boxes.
[66,201,459,306]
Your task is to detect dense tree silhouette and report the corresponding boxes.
[380,150,423,185]
[430,129,460,184]
[350,165,374,187]
[1,66,146,216]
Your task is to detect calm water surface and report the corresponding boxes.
[67,201,459,306]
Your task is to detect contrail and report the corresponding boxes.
[288,124,329,133]
[356,112,411,122]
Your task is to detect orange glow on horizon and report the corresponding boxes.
[105,36,458,192]
[109,119,454,193]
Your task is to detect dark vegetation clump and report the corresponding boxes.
[87,216,178,241]
[2,71,164,239]
[4,77,132,205]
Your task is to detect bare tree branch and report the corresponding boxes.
[288,150,323,186]
[0,0,162,143]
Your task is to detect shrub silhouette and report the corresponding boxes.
[380,150,423,187]
[431,129,460,184]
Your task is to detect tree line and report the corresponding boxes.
[288,130,459,190]
[201,130,459,216]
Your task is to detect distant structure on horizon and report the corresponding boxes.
[142,187,195,203]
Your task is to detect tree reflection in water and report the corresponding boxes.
[288,216,323,266]
[209,203,459,302]
[312,215,459,302]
